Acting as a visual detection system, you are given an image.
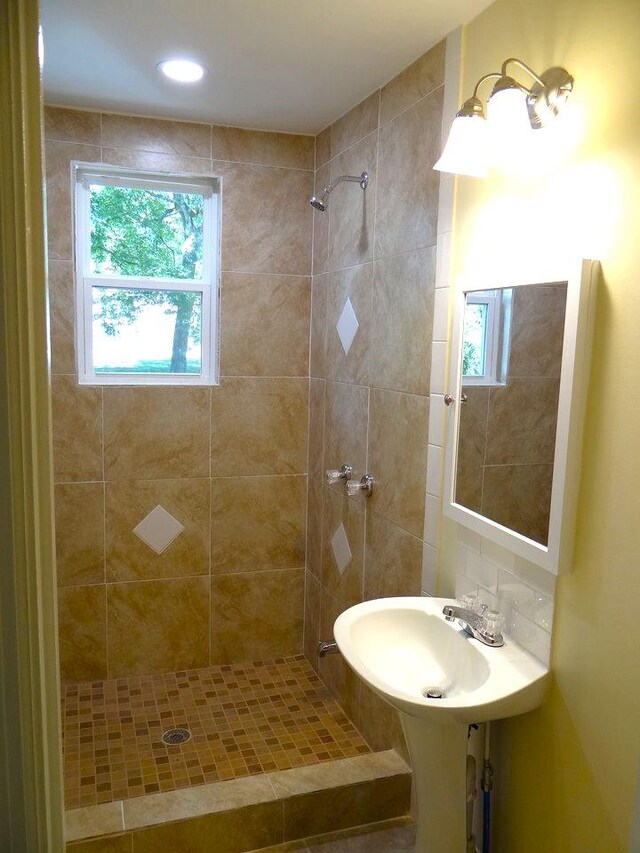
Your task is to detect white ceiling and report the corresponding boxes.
[41,0,492,135]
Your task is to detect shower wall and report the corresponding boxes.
[45,107,313,681]
[304,41,445,751]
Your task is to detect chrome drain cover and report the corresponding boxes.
[422,687,445,699]
[161,727,191,745]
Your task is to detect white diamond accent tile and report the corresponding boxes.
[133,505,185,554]
[330,522,352,575]
[336,297,359,356]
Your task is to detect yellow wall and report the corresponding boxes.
[445,0,640,848]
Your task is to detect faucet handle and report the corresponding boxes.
[325,464,352,485]
[481,609,505,640]
[458,592,485,614]
[346,474,375,497]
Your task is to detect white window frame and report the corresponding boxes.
[462,289,511,386]
[73,162,220,386]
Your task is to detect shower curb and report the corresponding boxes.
[65,749,412,849]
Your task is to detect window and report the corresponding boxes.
[462,289,512,386]
[74,164,220,385]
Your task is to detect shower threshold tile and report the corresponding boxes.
[62,655,370,809]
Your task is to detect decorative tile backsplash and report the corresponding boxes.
[454,530,555,665]
[133,505,185,554]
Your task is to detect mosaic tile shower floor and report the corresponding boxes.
[62,655,370,809]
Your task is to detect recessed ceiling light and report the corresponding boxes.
[158,59,207,83]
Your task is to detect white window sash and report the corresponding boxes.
[74,163,219,386]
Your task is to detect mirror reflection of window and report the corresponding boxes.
[462,290,512,386]
[455,282,567,546]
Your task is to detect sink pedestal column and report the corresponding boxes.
[400,713,469,852]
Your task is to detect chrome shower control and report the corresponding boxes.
[325,464,353,485]
[346,474,375,497]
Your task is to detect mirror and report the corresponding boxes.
[444,261,598,574]
[455,282,566,546]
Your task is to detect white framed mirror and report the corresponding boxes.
[443,259,599,574]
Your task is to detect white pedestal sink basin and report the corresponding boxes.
[334,597,550,853]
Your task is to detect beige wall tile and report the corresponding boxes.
[375,89,442,260]
[49,260,75,375]
[51,375,103,483]
[101,148,212,175]
[318,589,359,720]
[325,263,372,386]
[214,161,312,275]
[380,40,445,126]
[101,113,210,157]
[454,465,483,514]
[58,585,107,682]
[282,776,411,841]
[312,164,330,276]
[211,569,304,664]
[310,273,328,378]
[44,106,101,145]
[308,379,325,477]
[356,682,407,757]
[45,140,101,260]
[456,387,489,472]
[327,133,377,272]
[303,571,321,668]
[315,127,331,169]
[210,378,308,476]
[323,382,369,495]
[220,273,310,377]
[368,389,428,537]
[321,489,365,610]
[55,483,105,586]
[68,834,133,853]
[103,387,210,480]
[482,464,553,546]
[107,578,209,677]
[211,125,314,169]
[307,478,323,580]
[364,512,422,599]
[210,475,305,574]
[105,479,210,582]
[370,248,435,395]
[509,282,567,379]
[331,92,380,157]
[485,378,560,465]
[131,801,283,853]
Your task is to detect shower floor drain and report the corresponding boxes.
[161,727,191,745]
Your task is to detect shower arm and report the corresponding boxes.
[322,172,369,198]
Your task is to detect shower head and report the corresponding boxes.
[309,171,368,211]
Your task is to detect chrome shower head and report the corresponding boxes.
[309,194,327,211]
[308,171,368,211]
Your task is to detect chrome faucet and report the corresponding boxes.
[442,604,505,647]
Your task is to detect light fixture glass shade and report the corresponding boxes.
[487,86,532,135]
[433,114,489,178]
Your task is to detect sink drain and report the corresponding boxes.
[162,727,191,745]
[422,687,445,699]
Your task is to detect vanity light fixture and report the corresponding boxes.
[157,58,207,83]
[434,58,574,178]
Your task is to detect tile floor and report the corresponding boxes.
[62,655,370,809]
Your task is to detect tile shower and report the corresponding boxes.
[46,38,445,849]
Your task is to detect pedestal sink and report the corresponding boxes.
[333,597,550,853]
